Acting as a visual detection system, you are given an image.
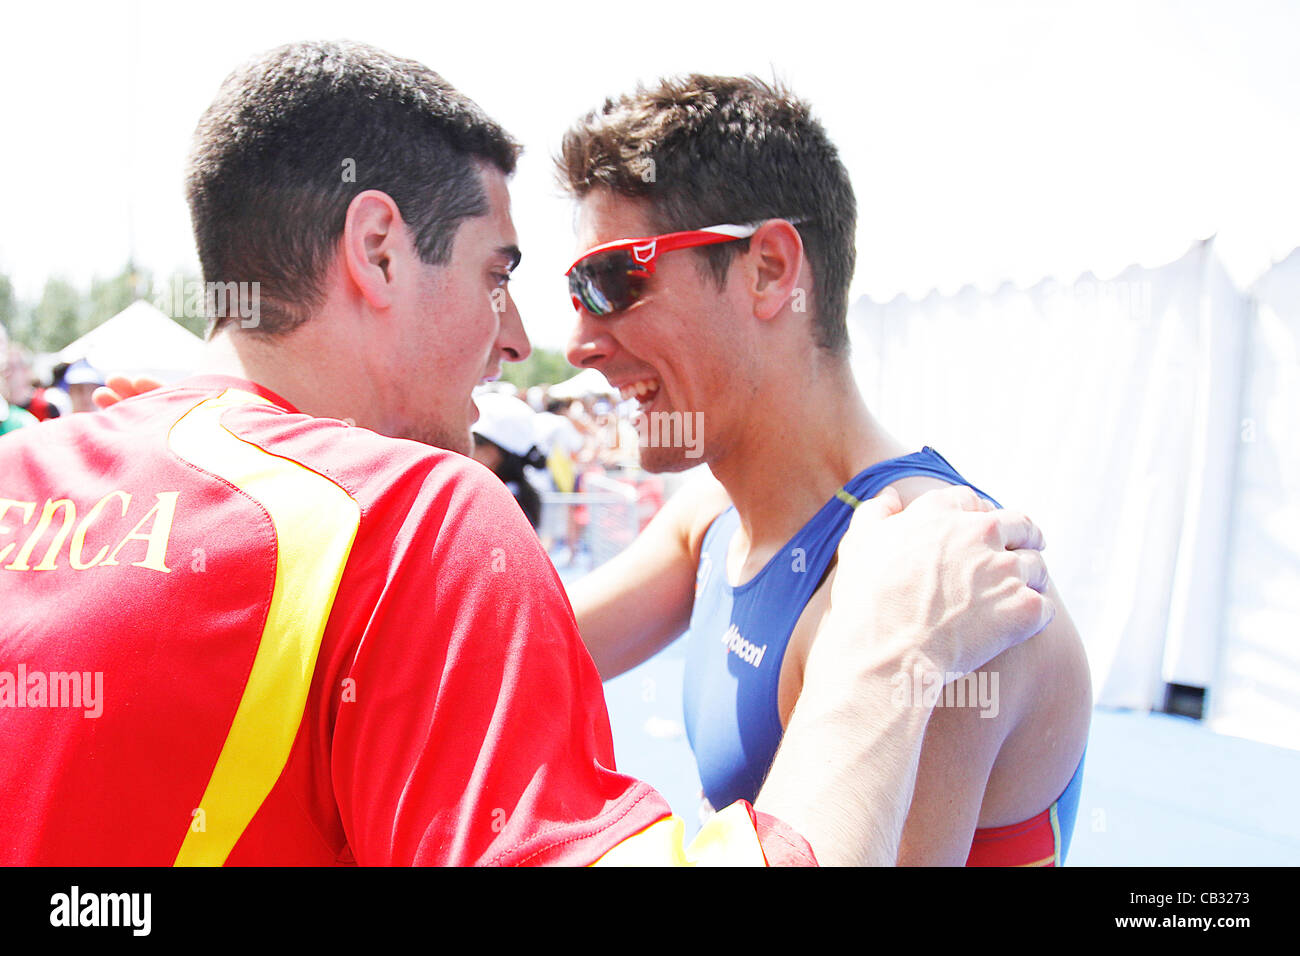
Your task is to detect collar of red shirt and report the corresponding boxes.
[174,375,302,415]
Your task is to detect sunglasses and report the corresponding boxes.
[565,220,805,316]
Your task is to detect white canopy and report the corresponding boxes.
[58,300,203,383]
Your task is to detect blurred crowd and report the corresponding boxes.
[470,381,670,563]
[1,326,107,434]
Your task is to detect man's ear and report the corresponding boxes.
[747,219,806,321]
[341,190,407,310]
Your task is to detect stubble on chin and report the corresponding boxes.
[638,445,697,474]
[399,420,473,457]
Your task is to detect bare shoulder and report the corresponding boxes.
[787,466,1089,858]
[888,474,1092,833]
[659,466,734,562]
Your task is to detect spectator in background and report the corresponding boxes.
[5,344,60,422]
[0,327,38,437]
[61,359,105,414]
[0,399,37,437]
[535,397,585,494]
[471,391,547,528]
[44,363,72,418]
[3,340,29,409]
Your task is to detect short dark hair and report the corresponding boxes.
[558,75,856,354]
[187,40,521,336]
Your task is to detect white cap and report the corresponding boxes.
[472,391,538,458]
[63,359,105,387]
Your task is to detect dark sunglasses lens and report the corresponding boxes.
[569,251,646,315]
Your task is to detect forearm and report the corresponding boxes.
[755,643,934,867]
[569,570,682,679]
[569,542,695,681]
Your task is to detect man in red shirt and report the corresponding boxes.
[0,41,1055,866]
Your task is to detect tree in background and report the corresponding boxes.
[500,348,578,390]
[151,268,206,338]
[28,277,83,354]
[0,275,15,335]
[0,263,206,354]
[87,262,148,332]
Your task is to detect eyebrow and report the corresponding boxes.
[497,245,522,271]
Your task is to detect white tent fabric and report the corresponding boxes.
[848,238,1292,738]
[57,300,203,383]
[1209,248,1300,750]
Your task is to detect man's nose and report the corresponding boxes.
[498,293,531,363]
[565,307,615,369]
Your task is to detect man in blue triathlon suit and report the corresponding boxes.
[559,75,1092,865]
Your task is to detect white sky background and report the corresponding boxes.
[1,0,1297,351]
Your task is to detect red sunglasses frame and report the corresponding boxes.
[565,220,805,316]
[565,222,762,278]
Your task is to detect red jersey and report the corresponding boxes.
[0,376,809,866]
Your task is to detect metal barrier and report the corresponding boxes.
[540,474,642,571]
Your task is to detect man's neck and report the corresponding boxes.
[706,355,906,569]
[195,325,386,430]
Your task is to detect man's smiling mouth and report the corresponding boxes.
[618,377,661,410]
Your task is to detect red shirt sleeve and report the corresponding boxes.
[329,458,671,865]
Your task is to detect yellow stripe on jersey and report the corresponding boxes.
[1049,802,1062,867]
[592,802,769,867]
[168,389,360,866]
[1007,802,1062,867]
